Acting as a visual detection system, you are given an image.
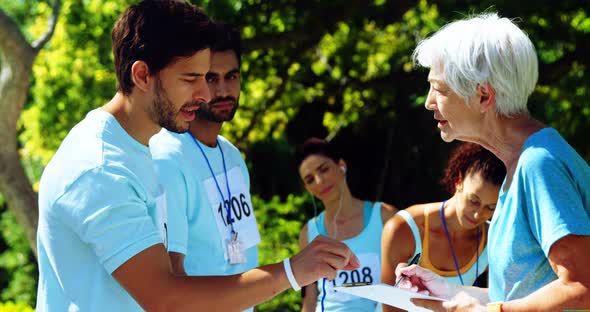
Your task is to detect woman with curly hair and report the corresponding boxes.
[381,143,505,311]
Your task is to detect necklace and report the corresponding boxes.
[190,133,235,236]
[440,200,480,286]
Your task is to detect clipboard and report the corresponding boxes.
[334,283,446,312]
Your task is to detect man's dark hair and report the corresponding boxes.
[295,137,342,168]
[210,22,242,65]
[112,0,213,95]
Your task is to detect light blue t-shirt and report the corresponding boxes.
[150,130,260,277]
[489,128,590,301]
[307,202,383,312]
[36,109,165,311]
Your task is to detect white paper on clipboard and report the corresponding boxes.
[334,283,447,312]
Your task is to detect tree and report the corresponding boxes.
[0,0,61,256]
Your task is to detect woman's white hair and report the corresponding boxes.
[413,13,538,116]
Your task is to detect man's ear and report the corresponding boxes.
[476,83,496,113]
[130,60,151,93]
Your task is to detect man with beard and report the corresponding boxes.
[150,24,261,311]
[37,2,358,311]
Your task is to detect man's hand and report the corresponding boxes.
[289,235,359,286]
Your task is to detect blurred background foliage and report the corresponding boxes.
[0,0,589,310]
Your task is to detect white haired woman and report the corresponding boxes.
[396,13,590,311]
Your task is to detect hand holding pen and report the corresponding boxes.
[395,254,454,299]
[394,252,421,287]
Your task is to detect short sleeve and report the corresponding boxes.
[54,168,162,273]
[153,157,190,255]
[521,151,590,256]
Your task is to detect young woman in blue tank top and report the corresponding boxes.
[381,143,505,312]
[295,138,398,312]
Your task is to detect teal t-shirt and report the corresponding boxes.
[36,109,164,311]
[489,128,590,301]
[150,130,259,276]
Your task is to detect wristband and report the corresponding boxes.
[282,258,301,291]
[487,302,503,312]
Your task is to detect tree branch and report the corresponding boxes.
[0,9,34,58]
[0,8,38,255]
[32,0,62,52]
[0,0,63,256]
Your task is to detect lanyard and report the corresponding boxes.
[190,133,236,236]
[440,200,480,286]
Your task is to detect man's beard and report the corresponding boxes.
[196,96,239,123]
[148,78,196,134]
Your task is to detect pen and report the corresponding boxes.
[393,252,421,287]
[341,282,371,287]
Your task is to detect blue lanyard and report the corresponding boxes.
[440,200,480,286]
[190,133,236,236]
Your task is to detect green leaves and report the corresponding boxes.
[0,209,36,306]
[0,301,34,312]
[19,0,128,167]
[253,193,312,311]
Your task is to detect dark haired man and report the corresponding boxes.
[36,2,357,311]
[150,22,260,302]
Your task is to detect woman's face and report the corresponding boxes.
[298,154,346,202]
[454,171,501,229]
[424,65,482,143]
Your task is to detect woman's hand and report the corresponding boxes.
[395,264,453,299]
[411,291,486,312]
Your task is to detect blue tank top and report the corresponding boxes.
[307,201,383,312]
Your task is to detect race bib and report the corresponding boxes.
[204,166,261,259]
[154,192,168,249]
[322,252,381,302]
